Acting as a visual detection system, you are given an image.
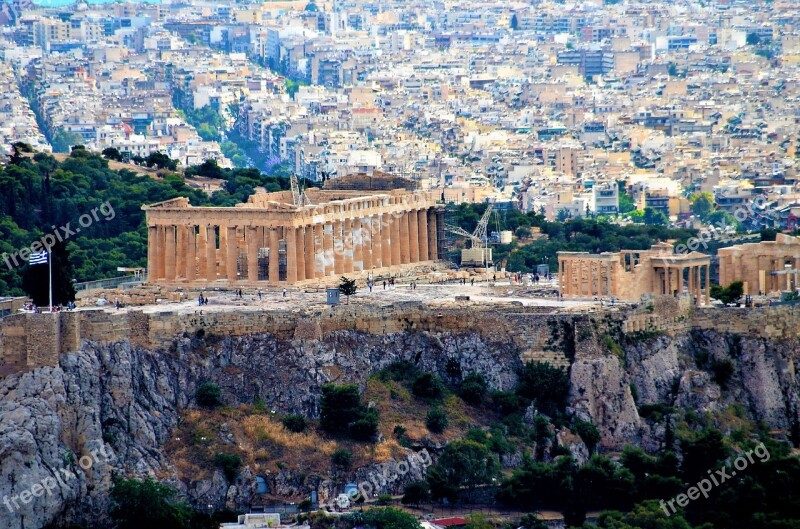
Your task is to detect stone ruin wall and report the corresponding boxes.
[2,302,799,376]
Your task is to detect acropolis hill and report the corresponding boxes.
[3,286,800,529]
[2,287,799,376]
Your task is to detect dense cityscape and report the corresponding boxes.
[2,1,800,529]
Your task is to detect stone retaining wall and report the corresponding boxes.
[2,303,798,375]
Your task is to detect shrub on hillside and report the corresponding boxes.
[426,408,449,433]
[412,372,445,401]
[196,382,223,408]
[282,414,308,433]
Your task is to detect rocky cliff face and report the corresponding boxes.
[0,329,520,529]
[1,319,798,529]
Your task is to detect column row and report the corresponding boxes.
[146,207,441,284]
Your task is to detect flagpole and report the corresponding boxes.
[49,250,53,312]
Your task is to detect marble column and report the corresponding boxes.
[314,224,324,277]
[206,225,217,282]
[287,227,298,283]
[247,226,258,282]
[197,225,207,278]
[427,209,438,260]
[419,209,429,261]
[226,226,238,282]
[155,225,166,280]
[380,214,391,267]
[296,227,306,282]
[217,226,227,278]
[399,212,410,264]
[372,216,383,269]
[333,220,344,275]
[304,225,316,279]
[186,226,196,281]
[343,218,354,273]
[408,210,420,263]
[147,226,157,281]
[391,214,401,266]
[705,265,710,305]
[363,216,373,271]
[165,225,176,281]
[353,217,364,271]
[323,223,334,276]
[269,228,280,284]
[176,225,185,280]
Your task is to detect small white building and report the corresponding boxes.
[221,513,287,529]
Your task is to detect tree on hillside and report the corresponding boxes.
[319,383,378,441]
[50,129,84,153]
[110,478,193,529]
[102,147,123,161]
[427,440,500,502]
[356,507,421,529]
[145,152,179,171]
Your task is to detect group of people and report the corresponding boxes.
[593,296,617,306]
[198,294,209,306]
[22,301,76,313]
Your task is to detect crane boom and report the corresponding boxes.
[443,204,495,248]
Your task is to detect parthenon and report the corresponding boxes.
[558,243,712,304]
[142,188,445,285]
[718,234,800,295]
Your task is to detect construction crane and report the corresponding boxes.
[290,173,312,207]
[445,204,494,267]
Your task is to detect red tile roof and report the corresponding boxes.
[432,517,468,527]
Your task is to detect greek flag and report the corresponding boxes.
[29,251,48,265]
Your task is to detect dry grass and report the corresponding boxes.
[162,375,502,491]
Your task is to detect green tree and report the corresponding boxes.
[402,481,431,505]
[50,129,84,153]
[710,280,744,304]
[282,414,307,433]
[617,181,636,214]
[643,207,669,226]
[338,276,357,303]
[427,440,500,502]
[573,419,601,453]
[145,152,179,171]
[426,408,449,433]
[689,192,713,221]
[331,448,353,467]
[110,477,192,529]
[412,372,445,401]
[746,32,761,46]
[319,383,378,441]
[460,372,489,405]
[516,361,569,416]
[214,452,242,481]
[196,382,223,408]
[102,147,123,161]
[357,507,421,529]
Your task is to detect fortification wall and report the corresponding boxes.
[1,303,798,376]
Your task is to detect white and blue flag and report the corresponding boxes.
[29,251,48,265]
